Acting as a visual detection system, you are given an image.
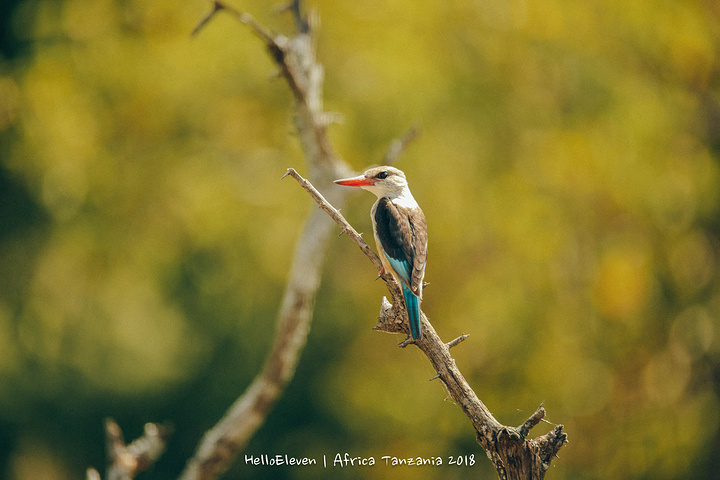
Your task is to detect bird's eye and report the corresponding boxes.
[376,171,388,179]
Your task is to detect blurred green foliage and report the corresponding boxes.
[1,0,720,479]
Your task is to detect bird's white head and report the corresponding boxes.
[334,166,409,199]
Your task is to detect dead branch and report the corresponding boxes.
[284,170,568,479]
[87,419,171,480]
[178,2,354,479]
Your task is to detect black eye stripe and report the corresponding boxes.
[376,171,388,179]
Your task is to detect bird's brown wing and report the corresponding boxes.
[374,198,427,296]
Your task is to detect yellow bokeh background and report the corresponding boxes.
[1,0,719,479]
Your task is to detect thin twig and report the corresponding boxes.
[383,125,419,165]
[446,333,469,349]
[192,0,275,44]
[191,0,223,37]
[282,168,388,278]
[518,405,546,438]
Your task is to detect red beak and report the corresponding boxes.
[334,175,374,187]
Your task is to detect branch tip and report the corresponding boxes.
[191,0,225,36]
[281,167,296,180]
[516,405,546,438]
[446,334,469,349]
[193,0,277,46]
[86,468,101,480]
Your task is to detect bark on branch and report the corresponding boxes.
[284,168,568,479]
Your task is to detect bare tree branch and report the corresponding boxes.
[284,169,568,479]
[179,2,355,479]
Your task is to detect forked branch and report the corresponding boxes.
[178,2,353,480]
[86,419,171,480]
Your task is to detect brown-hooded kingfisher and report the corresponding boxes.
[335,166,428,340]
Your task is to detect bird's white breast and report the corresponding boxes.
[392,191,420,210]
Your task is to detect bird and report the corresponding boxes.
[334,166,428,340]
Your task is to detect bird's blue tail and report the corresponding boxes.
[402,285,422,340]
